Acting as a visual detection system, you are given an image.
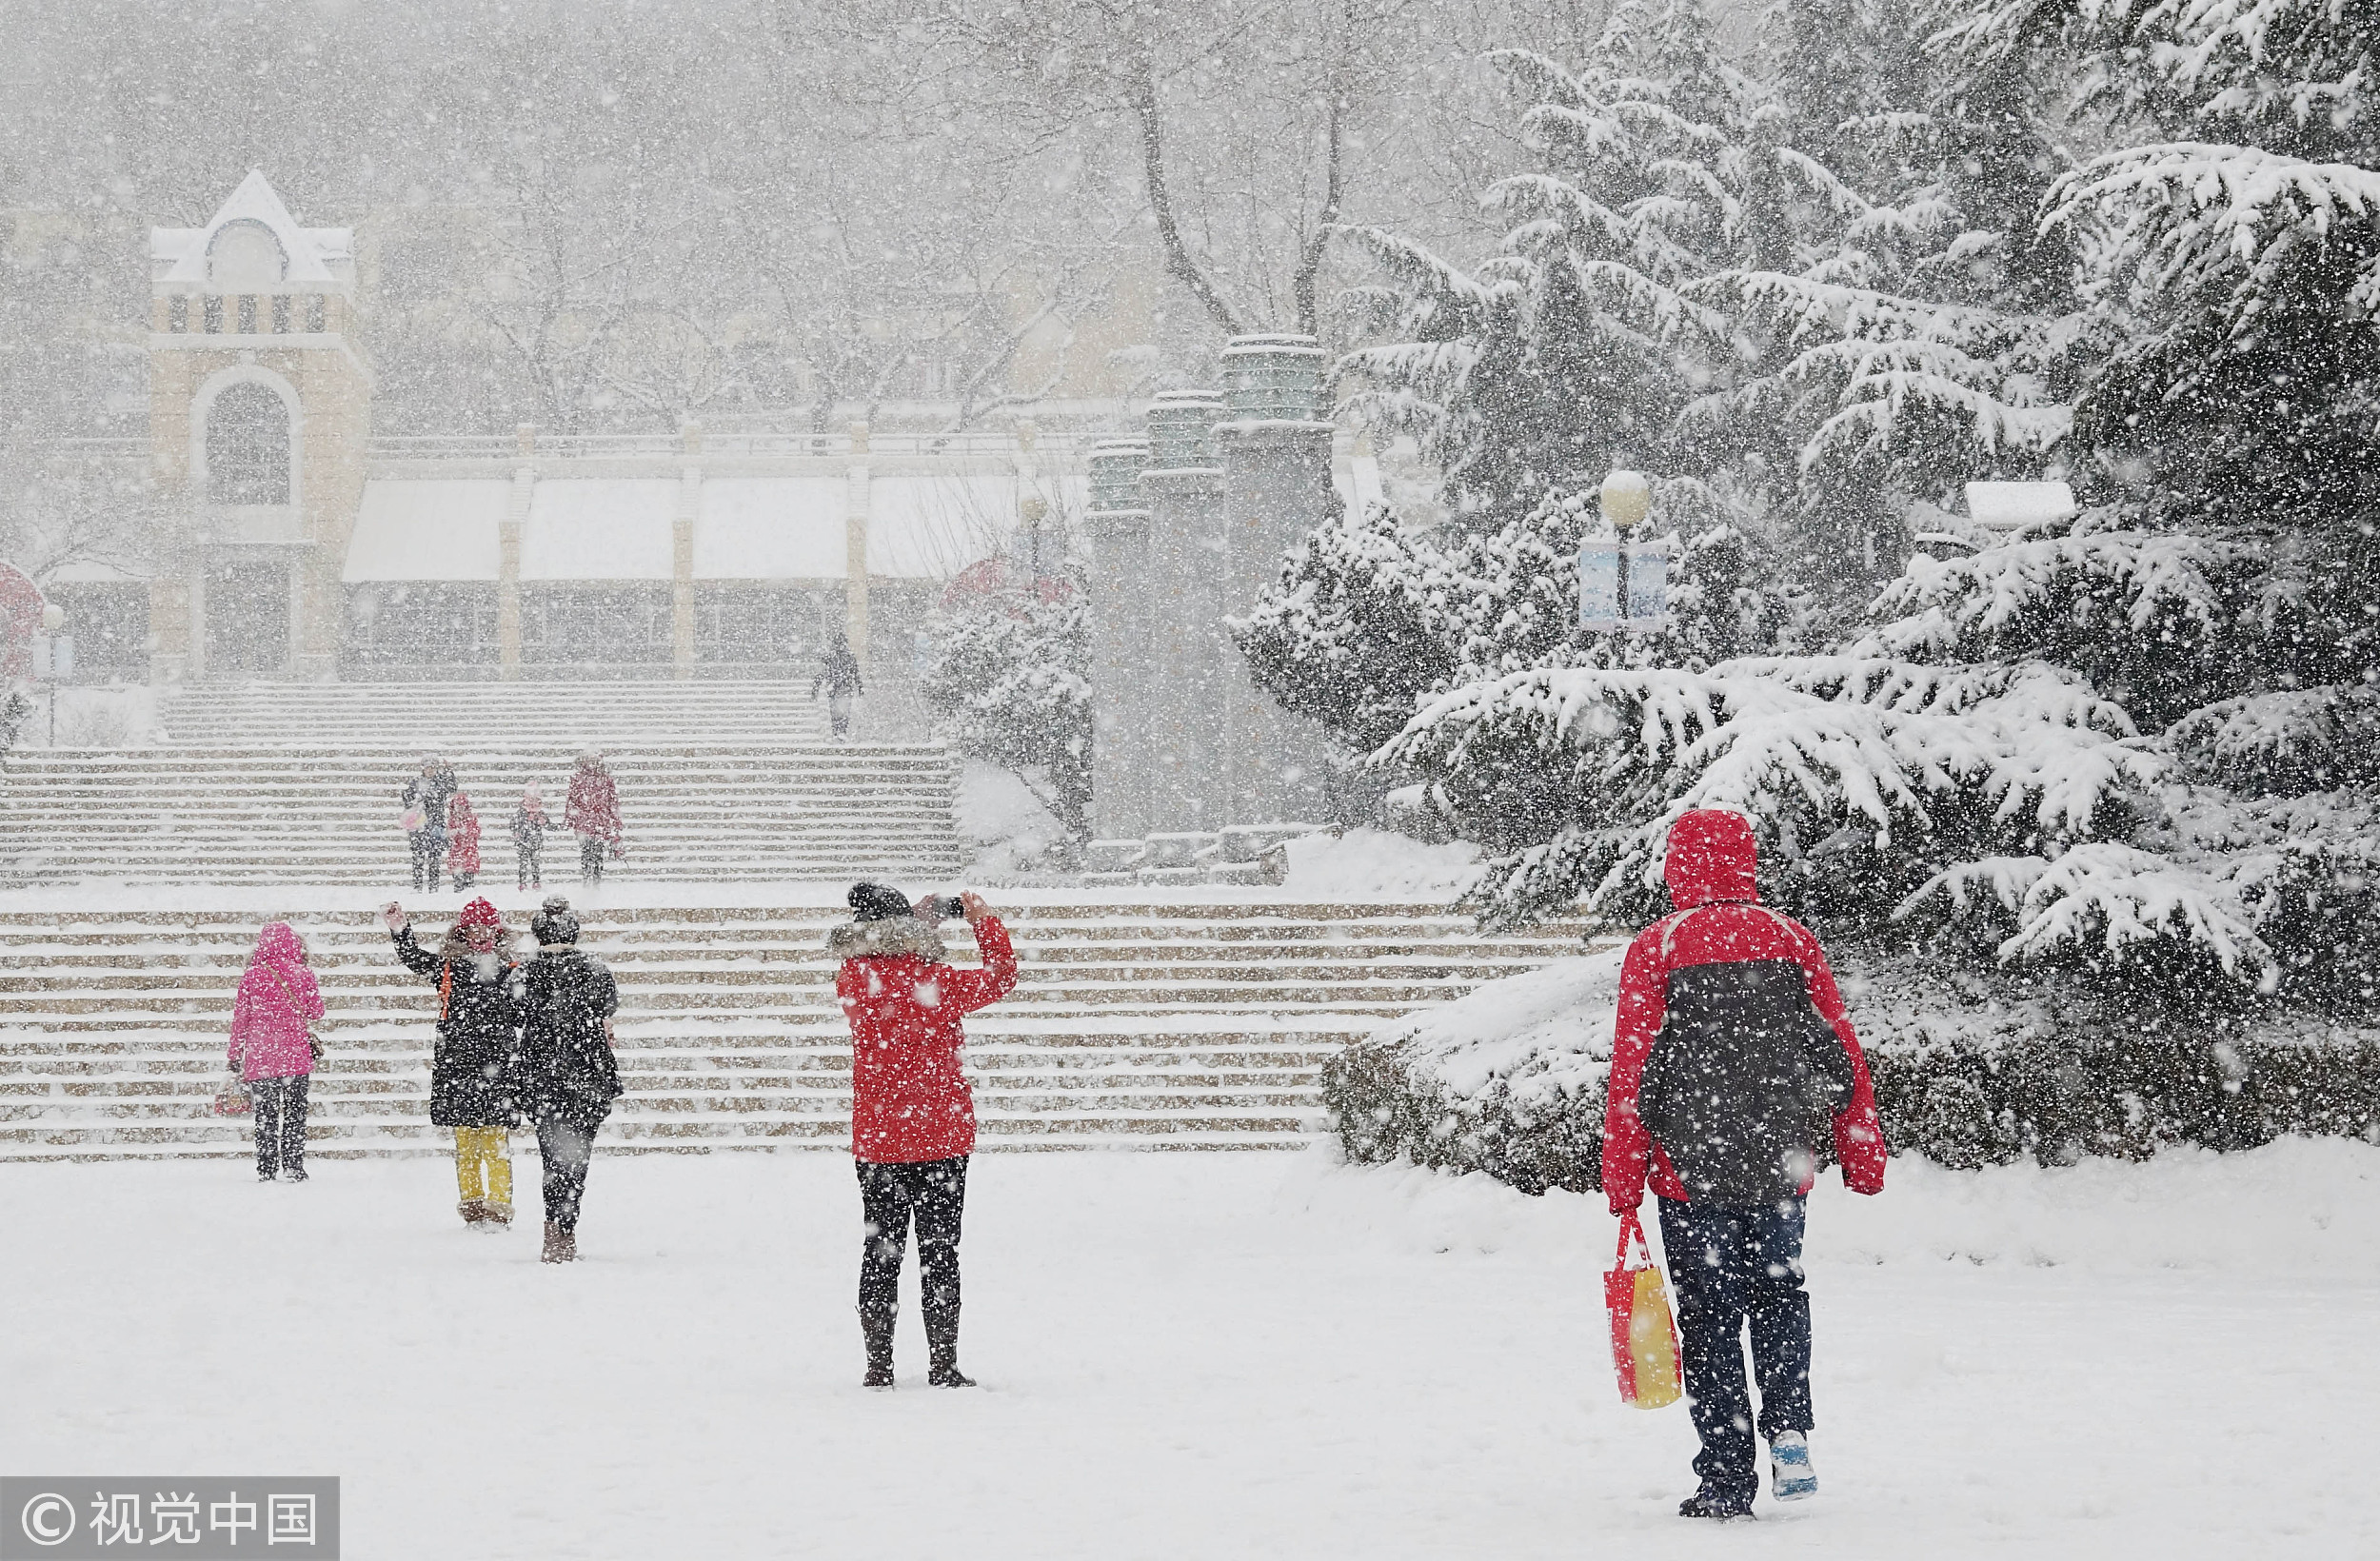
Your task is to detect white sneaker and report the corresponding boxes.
[1770,1432,1816,1501]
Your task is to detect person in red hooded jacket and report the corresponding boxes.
[1603,808,1886,1522]
[830,881,1018,1390]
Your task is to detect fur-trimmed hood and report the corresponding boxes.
[827,917,945,963]
[437,923,520,964]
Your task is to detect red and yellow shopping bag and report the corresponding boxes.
[1604,1210,1682,1409]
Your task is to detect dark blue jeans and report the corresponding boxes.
[1657,1195,1813,1502]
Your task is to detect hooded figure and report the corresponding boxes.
[389,896,525,1225]
[831,881,1018,1390]
[229,920,326,1182]
[1601,809,1885,1521]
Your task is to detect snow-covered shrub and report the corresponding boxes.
[920,558,1093,852]
[1326,949,2380,1188]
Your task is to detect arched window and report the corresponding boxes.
[207,384,291,505]
[208,220,286,290]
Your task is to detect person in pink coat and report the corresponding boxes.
[446,791,483,892]
[228,920,326,1182]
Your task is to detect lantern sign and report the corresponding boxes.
[0,563,45,683]
[1579,540,1672,632]
[1624,538,1670,623]
[1578,469,1671,633]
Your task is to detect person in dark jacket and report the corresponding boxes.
[511,782,549,891]
[812,632,864,738]
[1602,808,1887,1522]
[400,756,455,893]
[518,895,622,1262]
[830,881,1018,1389]
[385,896,524,1227]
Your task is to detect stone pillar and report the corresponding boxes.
[186,558,209,681]
[1214,335,1336,826]
[1139,392,1230,835]
[671,421,702,681]
[844,421,870,669]
[498,438,533,680]
[1085,437,1152,841]
[148,575,191,686]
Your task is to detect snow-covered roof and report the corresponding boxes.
[523,480,677,582]
[344,480,508,583]
[151,170,355,292]
[1965,480,2077,532]
[694,478,848,581]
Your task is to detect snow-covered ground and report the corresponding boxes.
[6,1141,2374,1558]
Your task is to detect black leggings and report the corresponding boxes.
[536,1117,597,1233]
[517,842,543,888]
[251,1075,309,1176]
[857,1156,967,1329]
[580,837,605,884]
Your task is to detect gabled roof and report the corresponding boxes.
[150,169,353,289]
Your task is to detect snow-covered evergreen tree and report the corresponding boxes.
[1336,0,1763,527]
[921,559,1095,853]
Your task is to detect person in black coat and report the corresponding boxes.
[518,895,623,1263]
[400,756,456,893]
[384,896,524,1227]
[812,631,864,738]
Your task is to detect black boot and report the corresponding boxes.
[861,1311,896,1390]
[1678,1485,1755,1522]
[924,1308,974,1388]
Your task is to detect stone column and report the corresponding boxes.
[671,421,702,680]
[1139,392,1229,835]
[844,421,871,669]
[1214,335,1335,826]
[498,431,533,680]
[1085,437,1152,841]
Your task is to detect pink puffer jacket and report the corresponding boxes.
[228,921,325,1081]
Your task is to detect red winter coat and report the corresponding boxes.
[1601,809,1886,1210]
[834,915,1019,1163]
[446,793,482,875]
[566,767,622,846]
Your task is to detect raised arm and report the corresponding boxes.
[938,899,1019,1016]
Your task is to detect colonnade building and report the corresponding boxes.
[45,172,1081,695]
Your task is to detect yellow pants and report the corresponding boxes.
[453,1127,512,1211]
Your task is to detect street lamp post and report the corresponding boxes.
[39,602,63,748]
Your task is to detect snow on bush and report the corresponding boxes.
[1326,946,2380,1192]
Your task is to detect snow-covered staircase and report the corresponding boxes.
[156,680,832,748]
[0,901,1597,1160]
[0,744,963,885]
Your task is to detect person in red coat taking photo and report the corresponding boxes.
[1602,808,1886,1522]
[830,881,1018,1390]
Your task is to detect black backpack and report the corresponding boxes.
[1636,957,1854,1206]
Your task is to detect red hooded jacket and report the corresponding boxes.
[835,915,1019,1163]
[1601,809,1886,1210]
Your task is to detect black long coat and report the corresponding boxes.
[392,924,524,1128]
[402,771,456,840]
[517,948,623,1132]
